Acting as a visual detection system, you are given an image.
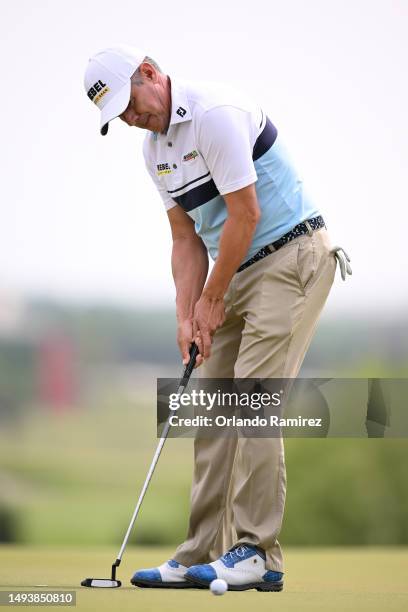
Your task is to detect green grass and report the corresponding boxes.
[0,546,407,611]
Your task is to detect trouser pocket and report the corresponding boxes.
[296,236,316,294]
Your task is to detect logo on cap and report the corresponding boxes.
[87,80,110,106]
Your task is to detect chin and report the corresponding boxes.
[148,119,161,132]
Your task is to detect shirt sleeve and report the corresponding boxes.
[196,105,258,195]
[143,139,177,211]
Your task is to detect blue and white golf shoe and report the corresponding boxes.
[131,559,197,589]
[185,544,284,591]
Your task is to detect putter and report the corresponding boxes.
[81,343,199,588]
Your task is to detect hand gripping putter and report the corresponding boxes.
[81,343,199,588]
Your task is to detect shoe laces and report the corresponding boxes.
[221,545,250,564]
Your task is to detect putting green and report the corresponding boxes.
[0,546,407,611]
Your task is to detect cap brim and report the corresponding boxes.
[100,80,131,136]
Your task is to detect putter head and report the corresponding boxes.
[81,578,121,588]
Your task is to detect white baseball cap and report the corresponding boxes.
[84,45,146,135]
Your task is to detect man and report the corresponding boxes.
[84,45,350,592]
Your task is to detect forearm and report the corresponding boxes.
[203,215,257,300]
[172,236,209,322]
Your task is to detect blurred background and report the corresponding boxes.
[1,0,407,550]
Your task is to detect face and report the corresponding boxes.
[119,64,170,134]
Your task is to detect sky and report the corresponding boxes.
[0,0,407,315]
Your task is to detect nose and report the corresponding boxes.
[120,106,140,126]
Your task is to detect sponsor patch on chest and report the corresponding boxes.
[157,162,172,176]
[182,150,199,163]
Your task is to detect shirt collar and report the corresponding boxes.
[168,79,192,127]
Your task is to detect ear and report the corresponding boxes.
[139,62,157,82]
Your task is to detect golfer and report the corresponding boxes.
[84,45,350,592]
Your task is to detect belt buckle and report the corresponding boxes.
[304,220,313,236]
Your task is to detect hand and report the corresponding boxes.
[193,295,226,360]
[177,319,204,368]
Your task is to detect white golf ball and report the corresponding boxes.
[210,578,228,595]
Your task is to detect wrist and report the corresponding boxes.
[201,288,225,302]
[177,313,193,325]
[201,270,230,301]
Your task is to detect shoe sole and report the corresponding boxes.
[131,579,205,589]
[185,575,284,592]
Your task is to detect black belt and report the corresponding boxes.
[237,215,326,273]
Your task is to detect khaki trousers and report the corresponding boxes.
[174,228,336,572]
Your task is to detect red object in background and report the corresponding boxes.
[37,333,78,412]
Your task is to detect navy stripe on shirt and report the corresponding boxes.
[172,177,219,211]
[253,117,277,161]
[170,117,278,212]
[167,171,211,194]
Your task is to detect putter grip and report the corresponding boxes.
[182,343,199,381]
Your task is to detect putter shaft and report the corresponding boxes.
[115,344,199,564]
